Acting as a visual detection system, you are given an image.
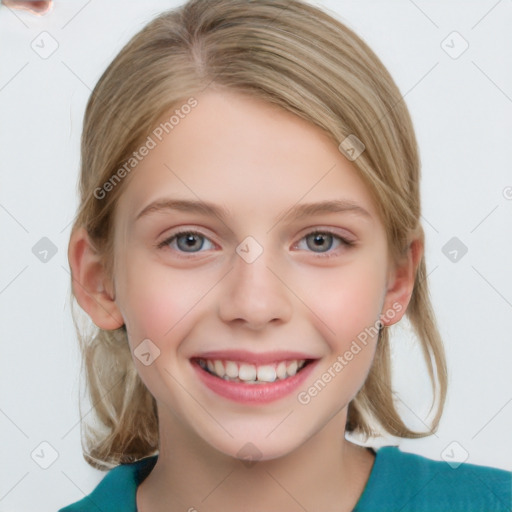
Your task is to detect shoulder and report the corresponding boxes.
[355,445,511,512]
[57,456,157,512]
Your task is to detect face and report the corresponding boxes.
[111,89,397,460]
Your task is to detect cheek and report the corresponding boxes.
[113,255,206,394]
[294,260,386,410]
[300,259,386,347]
[115,253,217,343]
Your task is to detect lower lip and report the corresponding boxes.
[192,360,318,404]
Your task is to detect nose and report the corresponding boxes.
[217,249,293,330]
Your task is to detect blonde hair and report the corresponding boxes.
[70,0,447,470]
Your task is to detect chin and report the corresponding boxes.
[195,421,313,465]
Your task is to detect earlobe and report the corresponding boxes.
[380,238,423,327]
[68,227,124,330]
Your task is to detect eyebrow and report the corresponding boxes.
[135,198,372,223]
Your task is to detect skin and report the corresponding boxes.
[69,89,421,512]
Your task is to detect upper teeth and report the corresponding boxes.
[198,359,307,383]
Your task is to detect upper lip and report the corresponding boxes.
[191,350,319,365]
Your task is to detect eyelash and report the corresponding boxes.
[157,229,355,258]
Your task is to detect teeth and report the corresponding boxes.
[239,363,257,381]
[286,360,298,377]
[276,361,287,379]
[225,360,238,379]
[214,360,225,377]
[257,365,277,382]
[198,358,307,383]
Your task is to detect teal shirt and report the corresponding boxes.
[59,446,511,511]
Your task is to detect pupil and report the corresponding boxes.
[177,233,203,252]
[307,233,332,252]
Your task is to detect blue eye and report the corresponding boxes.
[158,229,352,256]
[296,231,351,253]
[306,233,335,252]
[160,231,214,253]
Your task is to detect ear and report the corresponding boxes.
[380,238,423,327]
[68,226,124,330]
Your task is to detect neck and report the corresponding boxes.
[137,406,375,512]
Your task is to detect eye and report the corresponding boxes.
[159,231,215,253]
[295,231,352,253]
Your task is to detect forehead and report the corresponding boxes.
[115,89,379,224]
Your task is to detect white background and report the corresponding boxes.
[1,1,511,510]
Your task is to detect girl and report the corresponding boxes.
[61,0,511,510]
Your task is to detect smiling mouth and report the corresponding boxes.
[195,358,314,384]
